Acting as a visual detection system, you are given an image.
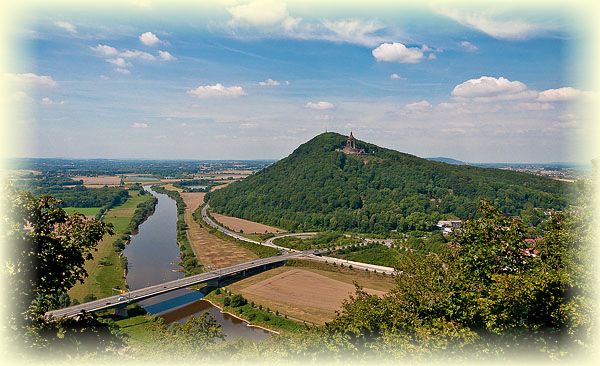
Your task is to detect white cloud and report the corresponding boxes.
[131,122,149,128]
[515,102,555,111]
[91,44,118,56]
[41,97,65,105]
[187,83,247,98]
[11,91,32,103]
[537,87,594,102]
[372,42,424,64]
[258,78,280,86]
[432,5,554,40]
[404,100,432,112]
[227,0,298,28]
[139,31,163,46]
[460,41,478,52]
[106,57,130,67]
[321,19,387,47]
[4,72,58,87]
[305,101,334,110]
[54,21,77,34]
[115,68,131,75]
[120,49,155,60]
[158,50,176,61]
[451,76,535,101]
[428,53,437,60]
[390,73,403,80]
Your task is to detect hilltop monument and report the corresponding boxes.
[340,132,365,155]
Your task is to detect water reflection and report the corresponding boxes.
[123,186,271,340]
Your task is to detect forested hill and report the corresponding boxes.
[207,132,570,233]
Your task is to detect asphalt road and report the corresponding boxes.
[46,252,304,319]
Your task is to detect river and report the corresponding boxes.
[123,186,271,340]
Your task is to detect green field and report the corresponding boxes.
[69,191,154,302]
[62,206,102,216]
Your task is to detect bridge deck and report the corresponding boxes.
[46,252,304,319]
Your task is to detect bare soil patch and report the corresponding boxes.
[228,266,390,324]
[180,192,206,213]
[209,181,236,191]
[164,186,256,269]
[212,213,285,234]
[74,175,121,187]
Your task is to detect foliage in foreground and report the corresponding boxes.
[2,187,122,358]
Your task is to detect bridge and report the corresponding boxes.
[45,251,305,319]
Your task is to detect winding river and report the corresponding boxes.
[122,186,271,341]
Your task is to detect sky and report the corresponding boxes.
[4,0,597,163]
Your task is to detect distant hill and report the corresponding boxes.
[426,157,467,165]
[208,132,569,233]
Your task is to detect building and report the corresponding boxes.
[436,220,462,235]
[339,132,365,155]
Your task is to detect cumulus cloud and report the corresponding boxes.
[106,57,130,67]
[405,100,432,112]
[258,78,280,86]
[11,91,33,103]
[372,42,424,64]
[158,50,176,61]
[305,101,334,110]
[91,44,118,56]
[131,122,149,128]
[227,0,299,29]
[537,87,594,102]
[5,72,58,87]
[390,73,403,80]
[139,31,163,46]
[187,83,247,98]
[451,76,536,102]
[120,49,155,60]
[460,41,478,52]
[515,102,555,111]
[432,5,554,40]
[115,68,131,75]
[54,21,77,34]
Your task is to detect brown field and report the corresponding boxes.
[181,192,206,213]
[212,213,285,234]
[209,181,236,191]
[228,266,391,324]
[165,186,257,269]
[74,175,121,187]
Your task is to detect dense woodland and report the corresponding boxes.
[208,133,570,233]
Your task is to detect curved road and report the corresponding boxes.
[201,204,395,275]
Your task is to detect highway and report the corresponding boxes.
[45,252,303,319]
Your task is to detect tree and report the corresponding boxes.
[3,187,115,354]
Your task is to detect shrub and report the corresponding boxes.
[215,288,222,295]
[230,294,247,308]
[223,297,231,307]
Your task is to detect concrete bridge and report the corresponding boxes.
[46,251,305,319]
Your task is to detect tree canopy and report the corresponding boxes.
[209,132,569,233]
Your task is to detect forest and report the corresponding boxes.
[208,132,570,233]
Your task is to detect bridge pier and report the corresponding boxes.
[114,304,128,317]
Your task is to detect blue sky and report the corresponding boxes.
[5,1,596,162]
